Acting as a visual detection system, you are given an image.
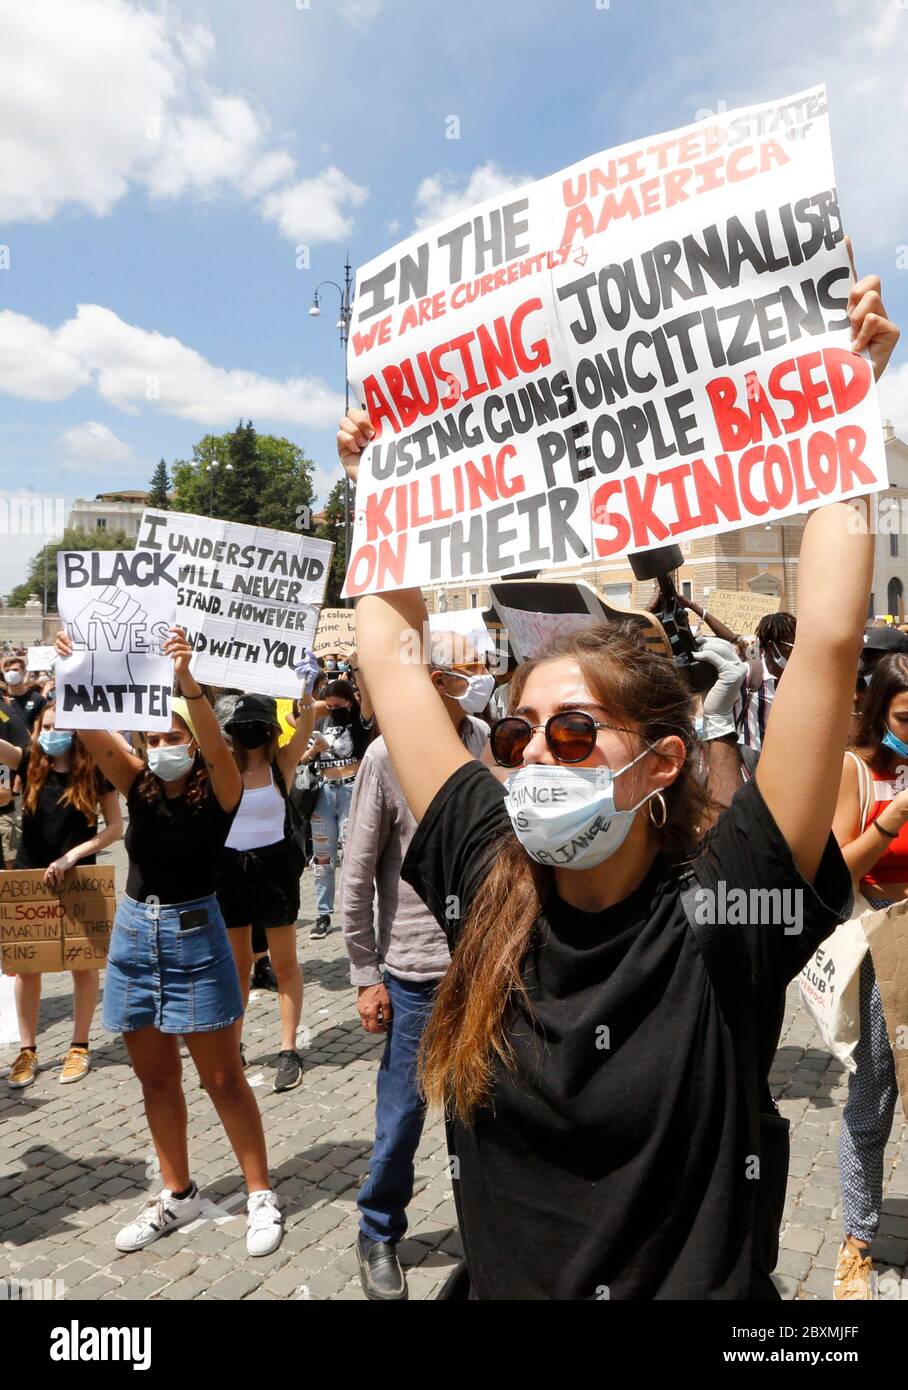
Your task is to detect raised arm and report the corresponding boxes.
[338,410,472,822]
[168,629,242,813]
[755,266,898,882]
[277,695,315,784]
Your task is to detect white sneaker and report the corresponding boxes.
[115,1185,201,1252]
[246,1189,283,1256]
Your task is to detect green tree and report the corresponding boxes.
[6,528,134,609]
[147,458,171,508]
[169,422,316,531]
[316,477,354,606]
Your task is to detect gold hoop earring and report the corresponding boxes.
[648,791,667,828]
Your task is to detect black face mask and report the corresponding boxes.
[233,723,271,750]
[327,707,352,727]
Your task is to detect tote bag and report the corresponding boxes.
[798,751,873,1072]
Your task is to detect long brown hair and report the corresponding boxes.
[853,652,908,767]
[230,726,281,775]
[22,703,100,822]
[418,625,715,1124]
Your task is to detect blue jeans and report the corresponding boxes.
[357,972,439,1244]
[311,779,354,918]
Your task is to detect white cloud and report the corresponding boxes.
[0,312,89,401]
[0,0,366,242]
[59,421,133,468]
[414,162,532,230]
[261,166,369,243]
[0,305,345,431]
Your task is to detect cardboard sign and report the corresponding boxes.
[704,588,781,636]
[55,550,178,731]
[864,899,908,1121]
[343,86,886,599]
[0,867,116,975]
[496,605,599,661]
[137,510,333,697]
[26,646,56,671]
[312,608,357,657]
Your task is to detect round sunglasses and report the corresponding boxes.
[489,711,636,768]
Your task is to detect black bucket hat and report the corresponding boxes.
[225,693,280,729]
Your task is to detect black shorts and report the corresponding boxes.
[218,840,302,931]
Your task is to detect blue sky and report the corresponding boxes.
[1,0,907,594]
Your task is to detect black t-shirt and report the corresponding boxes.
[125,774,239,904]
[312,707,375,773]
[14,748,113,870]
[0,699,29,817]
[11,689,47,728]
[401,762,851,1300]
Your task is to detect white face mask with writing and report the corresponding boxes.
[503,749,656,870]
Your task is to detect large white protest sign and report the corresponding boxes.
[55,551,178,731]
[343,87,886,599]
[137,511,333,697]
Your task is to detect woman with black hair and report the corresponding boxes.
[218,688,315,1093]
[1,703,122,1088]
[831,651,908,1298]
[300,673,375,940]
[53,626,283,1259]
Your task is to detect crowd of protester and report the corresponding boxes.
[0,266,903,1300]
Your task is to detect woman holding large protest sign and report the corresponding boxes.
[1,704,122,1090]
[334,265,897,1300]
[218,673,317,1094]
[54,626,284,1259]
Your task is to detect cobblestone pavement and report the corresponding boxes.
[2,836,907,1301]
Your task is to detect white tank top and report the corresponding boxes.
[225,771,286,851]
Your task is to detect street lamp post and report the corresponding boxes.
[309,257,354,606]
[198,456,232,517]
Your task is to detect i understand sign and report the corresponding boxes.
[55,550,177,731]
[137,510,333,697]
[343,86,886,598]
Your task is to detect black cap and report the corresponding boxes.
[225,693,279,728]
[863,628,908,653]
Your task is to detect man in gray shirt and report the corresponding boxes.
[342,634,492,1300]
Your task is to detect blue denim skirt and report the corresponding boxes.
[102,893,243,1036]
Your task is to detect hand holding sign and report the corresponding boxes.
[847,268,899,381]
[336,409,373,485]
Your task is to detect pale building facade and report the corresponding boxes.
[66,490,148,539]
[423,423,908,622]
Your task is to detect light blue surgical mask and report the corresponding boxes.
[38,730,74,757]
[882,729,908,760]
[147,744,195,782]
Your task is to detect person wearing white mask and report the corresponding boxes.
[733,612,796,758]
[335,263,898,1301]
[52,626,284,1259]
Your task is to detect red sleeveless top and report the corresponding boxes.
[861,758,908,890]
